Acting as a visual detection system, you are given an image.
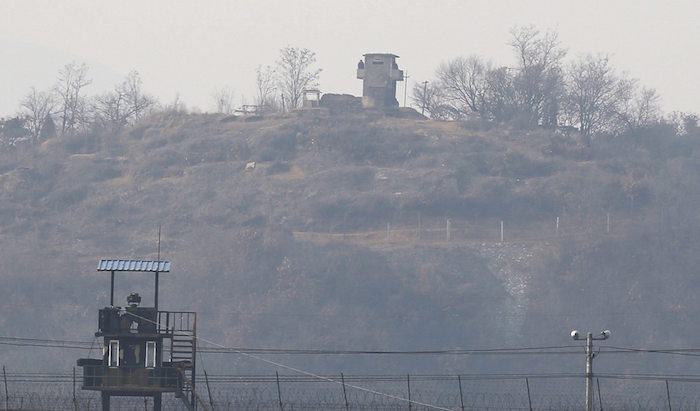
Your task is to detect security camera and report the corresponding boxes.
[601,329,612,339]
[571,330,580,340]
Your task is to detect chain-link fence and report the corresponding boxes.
[3,371,700,410]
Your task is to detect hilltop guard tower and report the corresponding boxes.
[77,260,200,410]
[356,53,404,108]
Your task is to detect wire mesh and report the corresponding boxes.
[3,373,700,410]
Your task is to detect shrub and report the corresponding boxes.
[503,152,555,178]
[251,130,297,161]
[266,161,291,175]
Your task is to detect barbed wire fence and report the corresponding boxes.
[4,369,700,410]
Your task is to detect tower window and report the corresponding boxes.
[145,341,157,368]
[108,340,119,367]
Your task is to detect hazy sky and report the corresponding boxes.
[2,0,699,116]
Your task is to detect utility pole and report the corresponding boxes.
[571,329,611,411]
[403,70,410,107]
[585,333,594,411]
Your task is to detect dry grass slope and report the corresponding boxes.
[1,111,699,377]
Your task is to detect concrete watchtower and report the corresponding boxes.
[356,53,404,108]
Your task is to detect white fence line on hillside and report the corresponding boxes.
[293,214,641,246]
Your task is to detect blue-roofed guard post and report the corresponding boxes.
[77,259,201,411]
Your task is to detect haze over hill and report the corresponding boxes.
[3,1,700,116]
[2,107,700,379]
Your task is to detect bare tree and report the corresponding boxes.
[435,55,489,119]
[510,26,566,127]
[19,87,56,143]
[483,66,518,123]
[120,70,156,121]
[212,87,235,114]
[92,71,156,130]
[276,47,321,110]
[564,53,633,142]
[255,65,277,110]
[619,86,662,130]
[411,81,450,119]
[667,111,699,136]
[0,117,30,146]
[56,62,92,136]
[163,93,187,114]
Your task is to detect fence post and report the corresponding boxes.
[606,213,610,234]
[407,374,412,411]
[3,365,8,411]
[526,377,533,411]
[276,371,284,411]
[341,373,350,411]
[205,370,215,410]
[73,367,77,411]
[596,377,603,411]
[500,220,504,243]
[666,380,672,411]
[446,219,451,242]
[417,213,421,240]
[556,216,560,236]
[457,375,465,411]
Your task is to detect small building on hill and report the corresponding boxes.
[356,53,404,108]
[302,89,321,109]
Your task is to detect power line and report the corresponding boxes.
[4,335,700,358]
[200,372,585,383]
[0,336,93,350]
[196,344,583,355]
[0,336,583,355]
[0,336,92,345]
[192,334,457,411]
[600,345,700,357]
[5,371,700,384]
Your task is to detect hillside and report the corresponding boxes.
[1,108,700,376]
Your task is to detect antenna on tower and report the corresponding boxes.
[403,70,410,107]
[157,223,161,263]
[155,223,162,312]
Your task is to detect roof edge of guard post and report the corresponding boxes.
[97,259,171,272]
